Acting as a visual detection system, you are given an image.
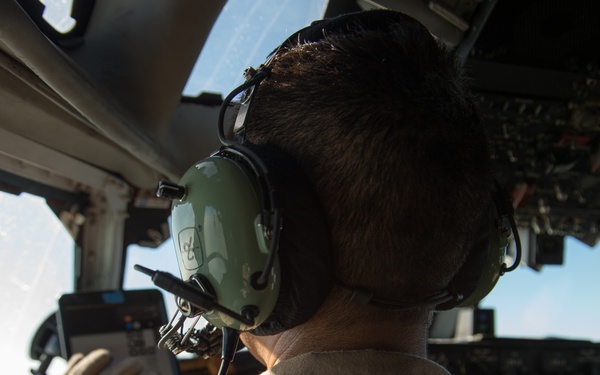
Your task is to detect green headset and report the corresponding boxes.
[156,10,521,337]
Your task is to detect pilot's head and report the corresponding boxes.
[165,9,513,371]
[240,9,493,336]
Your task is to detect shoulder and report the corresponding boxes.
[262,350,451,375]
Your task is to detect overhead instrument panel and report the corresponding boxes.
[464,0,600,268]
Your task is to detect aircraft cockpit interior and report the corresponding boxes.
[1,0,599,374]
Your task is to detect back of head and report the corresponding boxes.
[244,10,492,326]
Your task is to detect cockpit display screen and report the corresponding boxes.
[58,289,179,375]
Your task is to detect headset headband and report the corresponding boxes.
[275,10,421,53]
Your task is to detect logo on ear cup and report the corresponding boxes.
[178,227,203,270]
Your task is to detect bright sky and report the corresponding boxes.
[481,236,600,341]
[1,192,73,374]
[183,0,329,96]
[2,0,600,373]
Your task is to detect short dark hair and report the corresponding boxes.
[244,11,492,319]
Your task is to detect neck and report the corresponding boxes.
[240,309,430,369]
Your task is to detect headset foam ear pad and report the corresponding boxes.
[247,144,333,336]
[436,199,504,310]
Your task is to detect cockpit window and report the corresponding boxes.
[182,0,329,97]
[482,237,600,341]
[124,242,181,318]
[0,192,74,374]
[16,0,95,45]
[39,0,77,33]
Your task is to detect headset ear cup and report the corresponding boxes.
[436,199,507,310]
[247,145,333,336]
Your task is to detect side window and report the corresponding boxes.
[16,0,95,46]
[481,237,600,340]
[39,0,77,33]
[123,240,181,319]
[0,191,74,374]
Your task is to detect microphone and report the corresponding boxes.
[134,264,255,326]
[134,264,246,375]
